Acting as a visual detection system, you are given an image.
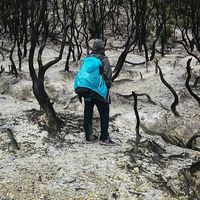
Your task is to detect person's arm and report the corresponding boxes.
[102,57,112,89]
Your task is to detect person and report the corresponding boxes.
[74,39,116,146]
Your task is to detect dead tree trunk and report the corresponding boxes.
[132,91,141,153]
[112,46,131,81]
[157,63,180,116]
[186,58,200,106]
[32,78,60,131]
[111,0,139,81]
[9,39,18,78]
[28,0,69,133]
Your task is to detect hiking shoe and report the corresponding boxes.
[86,135,98,143]
[99,137,117,146]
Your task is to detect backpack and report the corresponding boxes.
[74,56,108,101]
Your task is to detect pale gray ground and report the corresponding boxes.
[0,41,200,200]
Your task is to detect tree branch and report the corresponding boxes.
[186,58,200,106]
[157,64,180,116]
[132,91,142,153]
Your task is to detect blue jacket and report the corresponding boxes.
[74,56,108,100]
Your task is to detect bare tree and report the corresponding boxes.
[157,62,180,117]
[64,0,79,71]
[112,0,139,81]
[175,0,200,63]
[28,0,70,132]
[186,58,200,106]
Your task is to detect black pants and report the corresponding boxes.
[84,98,109,140]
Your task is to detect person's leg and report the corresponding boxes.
[96,99,117,146]
[84,99,95,140]
[95,99,109,140]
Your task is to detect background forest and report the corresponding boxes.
[0,0,200,199]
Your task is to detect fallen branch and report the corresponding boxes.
[168,152,189,160]
[114,79,133,84]
[160,133,181,146]
[158,102,171,111]
[129,190,144,196]
[148,174,176,197]
[7,128,20,150]
[115,93,132,100]
[160,132,185,147]
[156,174,177,197]
[145,140,166,155]
[116,92,156,105]
[124,60,145,66]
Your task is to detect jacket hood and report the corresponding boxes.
[91,39,105,55]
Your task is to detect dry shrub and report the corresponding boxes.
[9,81,33,101]
[21,86,32,101]
[0,76,11,94]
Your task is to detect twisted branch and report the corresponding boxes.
[157,64,180,116]
[132,91,142,153]
[186,58,200,106]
